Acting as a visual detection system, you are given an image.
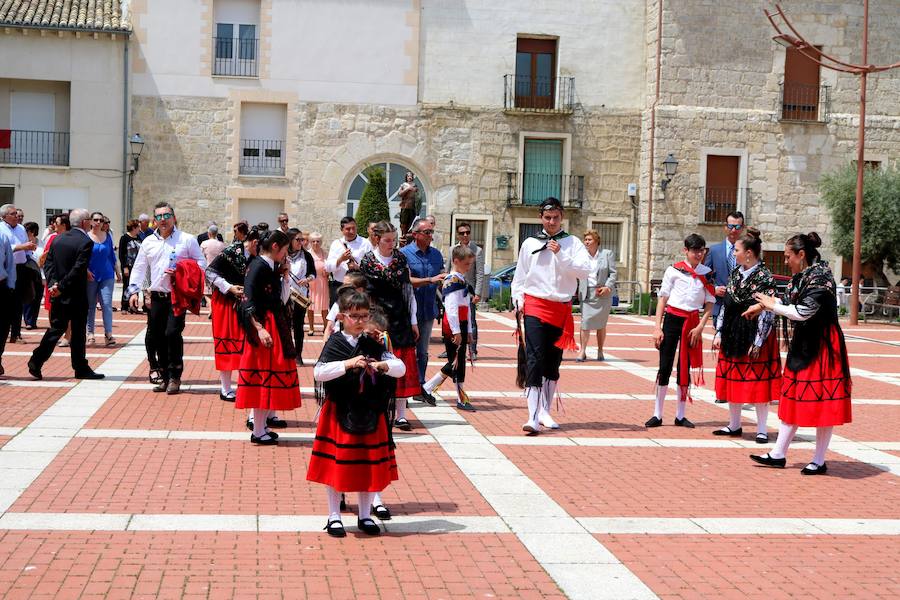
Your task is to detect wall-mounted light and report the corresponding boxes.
[659,153,678,191]
[129,133,145,172]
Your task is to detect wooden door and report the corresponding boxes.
[515,38,556,109]
[705,155,739,223]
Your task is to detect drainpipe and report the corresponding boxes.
[122,35,131,225]
[644,0,663,291]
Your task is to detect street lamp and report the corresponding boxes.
[660,153,678,191]
[129,133,145,172]
[127,133,145,220]
[765,3,900,325]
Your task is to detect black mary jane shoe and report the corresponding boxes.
[325,519,346,538]
[801,462,827,476]
[219,391,236,402]
[749,453,786,468]
[267,416,288,429]
[395,418,412,432]
[372,504,392,520]
[250,432,278,445]
[712,426,742,437]
[246,419,253,431]
[357,518,382,536]
[264,430,279,440]
[644,416,662,428]
[674,417,695,429]
[755,433,769,444]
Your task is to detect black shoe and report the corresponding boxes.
[295,356,305,366]
[714,398,727,404]
[148,369,163,385]
[246,419,253,431]
[152,380,168,393]
[712,427,742,437]
[674,417,695,428]
[644,416,662,428]
[219,391,236,402]
[324,519,346,538]
[340,493,347,511]
[267,416,287,429]
[165,379,181,394]
[74,370,105,380]
[250,432,278,445]
[420,392,437,406]
[438,351,448,359]
[750,453,786,468]
[456,401,476,412]
[755,433,769,444]
[372,504,392,520]
[801,462,827,475]
[395,418,412,431]
[27,360,42,381]
[264,430,279,440]
[357,517,381,535]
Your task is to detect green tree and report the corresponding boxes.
[355,167,390,237]
[820,163,900,285]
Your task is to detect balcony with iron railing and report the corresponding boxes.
[212,37,260,77]
[0,130,70,166]
[779,82,830,122]
[239,139,284,176]
[700,187,750,224]
[503,75,575,114]
[506,172,584,208]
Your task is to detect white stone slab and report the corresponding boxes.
[518,532,620,564]
[77,429,170,439]
[258,515,328,532]
[1,436,71,453]
[483,492,569,518]
[0,512,130,531]
[129,514,257,531]
[28,415,91,430]
[382,516,509,534]
[806,519,900,535]
[453,458,524,477]
[544,563,658,600]
[0,452,57,470]
[467,474,546,496]
[653,438,743,448]
[0,427,21,436]
[578,517,707,535]
[437,441,507,460]
[573,438,659,447]
[487,435,578,446]
[694,517,822,535]
[504,516,588,534]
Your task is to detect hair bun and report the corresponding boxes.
[806,232,822,248]
[745,226,761,240]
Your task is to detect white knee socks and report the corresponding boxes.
[654,385,666,419]
[251,408,269,438]
[372,491,383,508]
[770,422,799,459]
[423,372,446,395]
[728,403,742,430]
[524,386,541,429]
[755,404,769,435]
[326,486,342,521]
[813,426,833,465]
[219,371,233,395]
[357,491,374,520]
[395,397,407,420]
[538,378,559,428]
[675,386,687,421]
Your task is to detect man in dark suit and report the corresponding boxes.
[703,210,745,321]
[196,220,224,244]
[28,208,104,380]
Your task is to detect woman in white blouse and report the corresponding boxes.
[576,230,617,361]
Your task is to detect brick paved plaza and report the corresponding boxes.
[0,310,898,599]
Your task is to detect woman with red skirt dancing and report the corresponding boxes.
[236,230,301,445]
[747,232,851,475]
[360,221,420,431]
[711,227,781,442]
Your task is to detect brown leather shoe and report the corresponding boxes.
[166,379,182,395]
[152,380,168,393]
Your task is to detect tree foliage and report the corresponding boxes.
[819,163,900,280]
[355,167,390,237]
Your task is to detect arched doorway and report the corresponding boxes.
[345,161,426,229]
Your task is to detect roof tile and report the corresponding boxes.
[0,0,130,32]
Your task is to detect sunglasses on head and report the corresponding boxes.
[726,224,743,230]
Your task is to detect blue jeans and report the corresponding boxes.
[87,278,115,336]
[415,318,435,385]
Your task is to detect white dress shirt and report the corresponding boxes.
[511,232,593,308]
[442,271,472,335]
[325,235,372,283]
[126,227,206,296]
[313,330,406,381]
[289,252,312,298]
[658,263,716,312]
[0,221,29,264]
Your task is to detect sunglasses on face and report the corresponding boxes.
[726,224,743,230]
[458,231,471,236]
[417,229,434,235]
[279,219,288,223]
[155,213,174,221]
[92,218,103,222]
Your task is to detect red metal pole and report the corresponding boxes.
[849,0,868,325]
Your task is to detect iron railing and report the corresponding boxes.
[779,82,830,122]
[212,37,259,77]
[503,74,575,113]
[506,171,584,208]
[699,187,750,224]
[239,139,284,176]
[0,130,69,166]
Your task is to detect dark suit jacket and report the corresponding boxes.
[703,239,734,317]
[44,228,93,306]
[197,232,224,244]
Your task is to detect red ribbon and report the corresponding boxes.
[666,305,705,399]
[674,261,716,298]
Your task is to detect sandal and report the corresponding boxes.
[372,504,392,520]
[324,518,346,538]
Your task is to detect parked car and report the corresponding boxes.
[488,264,516,301]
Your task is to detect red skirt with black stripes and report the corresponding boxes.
[306,400,398,492]
[778,327,852,427]
[714,332,782,404]
[211,290,244,371]
[235,313,301,411]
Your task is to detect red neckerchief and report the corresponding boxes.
[673,261,716,297]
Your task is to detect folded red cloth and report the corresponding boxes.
[172,259,204,316]
[0,129,11,149]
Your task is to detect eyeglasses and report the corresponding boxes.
[343,312,370,322]
[155,213,174,221]
[416,229,434,235]
[458,231,471,236]
[726,224,743,230]
[92,218,103,222]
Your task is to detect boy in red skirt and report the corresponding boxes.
[307,289,406,537]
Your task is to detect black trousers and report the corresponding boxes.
[9,264,27,338]
[147,292,186,381]
[144,302,159,371]
[0,286,11,365]
[656,312,686,386]
[31,299,89,373]
[120,271,131,310]
[440,322,468,383]
[328,279,341,307]
[291,303,307,359]
[523,315,563,388]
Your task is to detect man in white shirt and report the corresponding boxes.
[128,202,206,395]
[511,198,592,434]
[0,204,36,344]
[325,216,372,304]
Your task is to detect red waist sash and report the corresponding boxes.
[524,294,577,352]
[666,305,704,393]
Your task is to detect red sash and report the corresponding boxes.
[523,294,577,351]
[666,305,704,396]
[673,261,716,298]
[441,305,469,337]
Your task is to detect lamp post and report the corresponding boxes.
[660,153,679,191]
[766,3,900,325]
[126,133,145,220]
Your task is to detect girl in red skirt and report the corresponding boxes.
[747,232,851,475]
[307,289,405,537]
[360,221,420,431]
[206,227,258,401]
[236,230,301,445]
[711,227,781,442]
